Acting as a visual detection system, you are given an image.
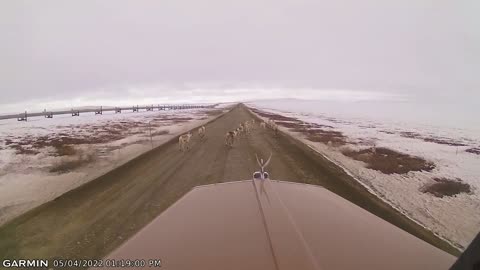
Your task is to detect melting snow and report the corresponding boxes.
[249,100,480,250]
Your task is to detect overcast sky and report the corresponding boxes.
[0,0,479,110]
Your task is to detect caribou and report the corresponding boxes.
[198,125,206,139]
[178,132,193,152]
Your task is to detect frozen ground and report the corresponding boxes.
[0,105,229,225]
[249,100,480,250]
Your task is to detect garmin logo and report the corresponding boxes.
[2,260,48,268]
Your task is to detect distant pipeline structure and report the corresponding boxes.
[0,104,219,121]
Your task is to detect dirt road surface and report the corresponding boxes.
[0,104,458,264]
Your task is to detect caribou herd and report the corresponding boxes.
[224,118,279,147]
[178,117,279,151]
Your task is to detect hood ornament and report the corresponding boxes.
[253,152,272,180]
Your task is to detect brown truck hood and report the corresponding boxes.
[102,179,455,270]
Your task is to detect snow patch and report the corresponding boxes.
[0,105,230,225]
[249,101,480,250]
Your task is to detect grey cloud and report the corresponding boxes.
[0,0,479,107]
